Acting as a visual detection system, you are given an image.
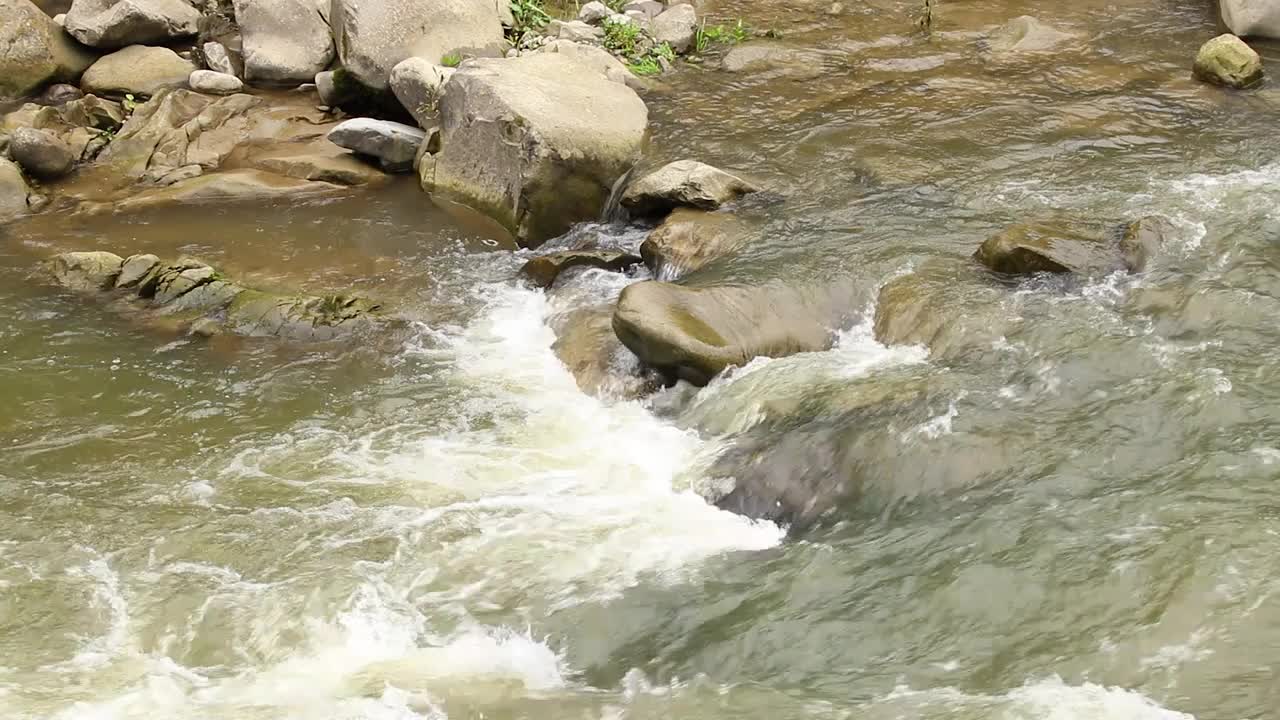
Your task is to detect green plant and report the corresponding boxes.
[628,56,661,75]
[603,0,627,9]
[653,41,675,62]
[602,18,642,56]
[122,93,138,114]
[440,52,462,67]
[694,18,750,53]
[509,0,551,35]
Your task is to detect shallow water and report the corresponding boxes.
[4,0,1280,718]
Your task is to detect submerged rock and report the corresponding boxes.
[0,0,98,99]
[45,250,385,341]
[428,53,648,247]
[44,250,124,290]
[327,118,425,173]
[1220,0,1280,40]
[0,159,32,219]
[986,15,1074,55]
[973,216,1167,276]
[720,44,827,79]
[330,0,505,92]
[80,45,196,97]
[640,208,747,279]
[111,169,344,208]
[872,260,1013,360]
[9,127,77,179]
[521,249,642,289]
[233,0,335,85]
[188,69,243,95]
[552,303,658,399]
[1193,34,1263,89]
[64,0,200,48]
[612,280,852,385]
[621,160,758,217]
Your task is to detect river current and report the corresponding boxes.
[4,0,1280,718]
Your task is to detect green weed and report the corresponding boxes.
[628,56,661,75]
[916,0,934,35]
[440,52,462,67]
[694,18,750,53]
[603,17,642,56]
[509,0,551,35]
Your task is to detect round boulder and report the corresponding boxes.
[64,0,200,49]
[9,127,77,179]
[81,44,196,96]
[1193,33,1263,89]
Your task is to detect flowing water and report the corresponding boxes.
[4,0,1280,717]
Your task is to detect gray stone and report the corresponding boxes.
[973,216,1168,276]
[623,0,663,18]
[202,41,237,76]
[36,83,85,105]
[0,159,31,219]
[720,43,826,78]
[64,0,200,48]
[549,19,603,43]
[1193,33,1264,89]
[1220,0,1280,39]
[539,39,631,85]
[188,69,243,95]
[114,253,160,288]
[640,208,747,279]
[429,53,648,247]
[234,0,335,85]
[330,0,505,91]
[650,4,696,53]
[9,127,77,178]
[0,0,98,99]
[81,45,196,96]
[151,263,215,304]
[46,251,125,290]
[578,1,611,24]
[315,70,338,104]
[389,57,455,128]
[621,160,758,217]
[327,118,425,173]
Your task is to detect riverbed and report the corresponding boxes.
[3,0,1279,717]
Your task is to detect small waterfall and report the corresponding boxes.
[600,164,639,223]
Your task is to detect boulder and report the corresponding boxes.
[246,140,387,185]
[45,251,124,290]
[521,249,642,288]
[114,252,160,288]
[427,53,648,247]
[650,4,697,54]
[202,41,238,77]
[973,216,1169,276]
[81,45,196,97]
[540,39,633,86]
[1220,0,1280,39]
[36,83,85,105]
[0,94,124,163]
[0,0,98,99]
[9,127,77,178]
[233,0,335,85]
[330,0,505,91]
[315,70,339,104]
[64,0,200,48]
[327,118,424,172]
[986,15,1074,54]
[612,280,852,385]
[578,0,611,24]
[872,261,1011,359]
[640,209,745,279]
[389,57,455,128]
[0,159,32,219]
[1193,33,1264,89]
[621,160,757,217]
[188,69,243,95]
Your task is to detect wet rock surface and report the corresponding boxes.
[44,250,386,341]
[612,280,853,385]
[521,250,642,289]
[973,216,1168,276]
[621,160,758,217]
[639,209,748,280]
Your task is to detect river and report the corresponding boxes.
[3,0,1279,717]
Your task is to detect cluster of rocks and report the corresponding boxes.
[43,249,384,341]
